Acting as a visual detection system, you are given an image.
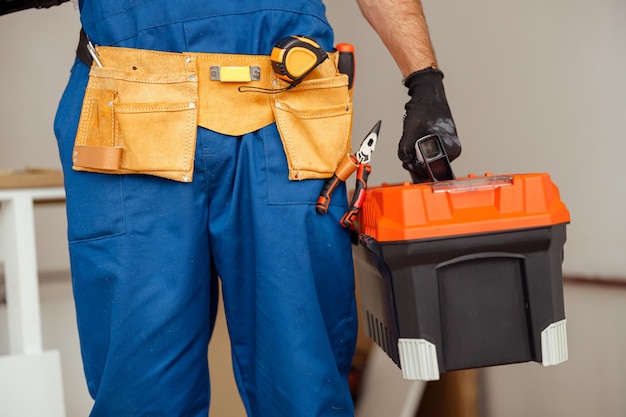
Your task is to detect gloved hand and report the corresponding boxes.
[398,67,461,183]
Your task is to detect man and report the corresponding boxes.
[10,0,460,415]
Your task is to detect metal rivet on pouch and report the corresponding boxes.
[275,102,282,109]
[108,101,113,107]
[73,151,78,156]
[185,56,192,64]
[182,175,189,181]
[188,102,196,109]
[189,75,196,81]
[73,158,78,164]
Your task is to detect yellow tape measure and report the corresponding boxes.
[271,35,328,86]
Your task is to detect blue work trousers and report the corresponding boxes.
[54,4,357,416]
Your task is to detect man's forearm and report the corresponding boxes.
[356,0,437,78]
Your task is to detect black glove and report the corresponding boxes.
[1,0,69,16]
[398,67,461,183]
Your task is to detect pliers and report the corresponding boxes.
[316,120,380,228]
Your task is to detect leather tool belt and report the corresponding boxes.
[73,43,353,183]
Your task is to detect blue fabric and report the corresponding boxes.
[54,3,357,416]
[79,0,334,52]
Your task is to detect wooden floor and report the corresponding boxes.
[416,369,481,417]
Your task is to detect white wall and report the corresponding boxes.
[1,1,625,416]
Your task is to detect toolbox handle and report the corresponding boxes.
[414,134,455,182]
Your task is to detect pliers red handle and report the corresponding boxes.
[340,163,371,229]
[315,154,359,215]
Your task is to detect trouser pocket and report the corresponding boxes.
[73,53,199,183]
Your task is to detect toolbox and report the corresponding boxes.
[352,171,570,380]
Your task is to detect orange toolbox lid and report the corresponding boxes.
[357,172,570,242]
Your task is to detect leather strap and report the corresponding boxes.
[73,145,122,171]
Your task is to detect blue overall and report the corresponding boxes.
[54,1,357,416]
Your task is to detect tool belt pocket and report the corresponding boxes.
[272,71,353,180]
[73,58,199,183]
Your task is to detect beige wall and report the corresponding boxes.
[0,4,77,273]
[1,1,625,416]
[326,0,626,279]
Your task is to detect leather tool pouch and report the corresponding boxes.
[73,46,352,183]
[271,55,353,180]
[73,47,199,182]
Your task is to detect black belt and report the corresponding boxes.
[0,0,69,16]
[76,28,93,67]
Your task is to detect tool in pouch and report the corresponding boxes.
[236,35,332,94]
[249,37,354,93]
[316,120,381,228]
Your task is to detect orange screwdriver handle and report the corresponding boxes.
[336,43,355,89]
